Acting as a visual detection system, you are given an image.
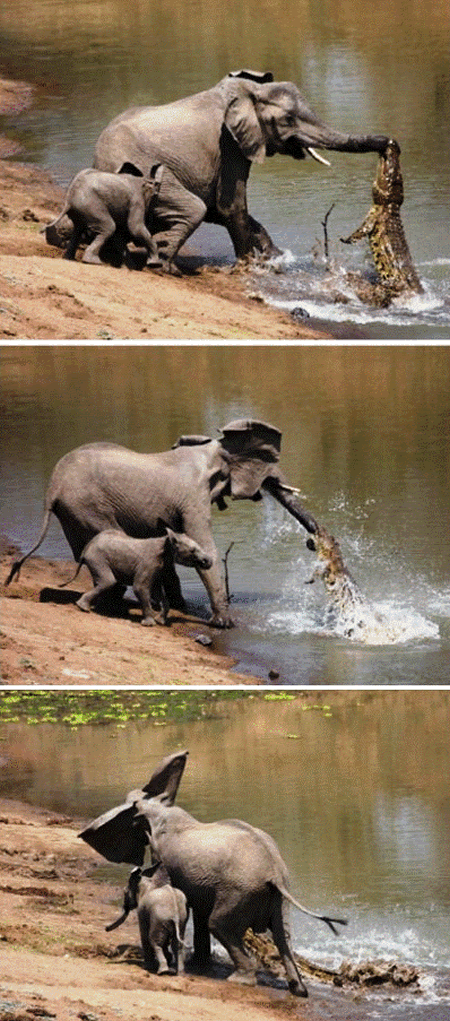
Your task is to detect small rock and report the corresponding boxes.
[194,633,213,647]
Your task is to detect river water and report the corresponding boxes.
[1,690,449,1016]
[0,0,449,338]
[1,345,449,684]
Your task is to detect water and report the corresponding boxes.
[1,345,449,684]
[0,0,449,338]
[1,690,449,996]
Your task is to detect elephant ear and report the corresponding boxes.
[117,162,144,177]
[228,69,274,84]
[224,92,267,163]
[78,750,188,865]
[172,434,212,448]
[219,419,282,499]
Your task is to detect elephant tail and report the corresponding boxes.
[5,508,53,584]
[39,207,68,234]
[105,907,130,931]
[58,559,84,588]
[278,885,347,935]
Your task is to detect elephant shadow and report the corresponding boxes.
[106,941,289,989]
[38,584,212,626]
[38,585,133,619]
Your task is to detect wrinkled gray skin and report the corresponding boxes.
[44,162,163,266]
[6,419,319,628]
[106,863,188,974]
[132,793,346,996]
[91,68,389,263]
[61,528,213,625]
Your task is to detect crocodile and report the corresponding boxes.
[341,138,423,305]
[305,525,383,639]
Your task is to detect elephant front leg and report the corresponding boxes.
[197,560,234,628]
[216,170,281,259]
[225,213,281,260]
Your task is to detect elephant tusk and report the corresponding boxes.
[307,147,331,167]
[278,483,303,496]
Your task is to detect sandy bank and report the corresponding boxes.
[0,550,265,686]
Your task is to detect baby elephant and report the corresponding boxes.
[44,162,163,266]
[62,527,213,625]
[106,863,188,974]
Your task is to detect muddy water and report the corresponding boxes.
[1,345,449,684]
[0,0,449,337]
[1,690,450,995]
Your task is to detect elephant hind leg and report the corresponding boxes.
[270,906,308,997]
[151,181,207,272]
[190,908,211,969]
[208,907,256,982]
[212,929,256,984]
[76,565,117,613]
[82,213,117,264]
[127,207,161,266]
[64,224,84,260]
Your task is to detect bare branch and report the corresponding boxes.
[321,203,335,262]
[222,542,234,605]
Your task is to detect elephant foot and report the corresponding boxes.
[188,952,211,973]
[228,969,256,986]
[164,261,182,277]
[288,978,308,998]
[81,253,103,265]
[208,612,235,629]
[141,616,156,626]
[75,597,91,613]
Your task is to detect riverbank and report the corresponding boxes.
[0,549,264,686]
[0,793,438,1021]
[0,76,332,341]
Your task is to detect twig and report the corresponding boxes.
[321,203,335,262]
[222,543,234,605]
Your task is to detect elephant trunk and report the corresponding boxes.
[262,476,319,534]
[320,130,390,154]
[285,126,389,159]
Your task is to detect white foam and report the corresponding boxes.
[268,596,440,646]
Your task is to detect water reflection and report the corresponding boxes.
[1,691,450,968]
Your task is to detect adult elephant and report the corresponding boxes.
[92,69,390,265]
[79,751,346,997]
[6,419,318,628]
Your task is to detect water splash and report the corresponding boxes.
[247,253,450,336]
[328,600,440,645]
[267,543,440,647]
